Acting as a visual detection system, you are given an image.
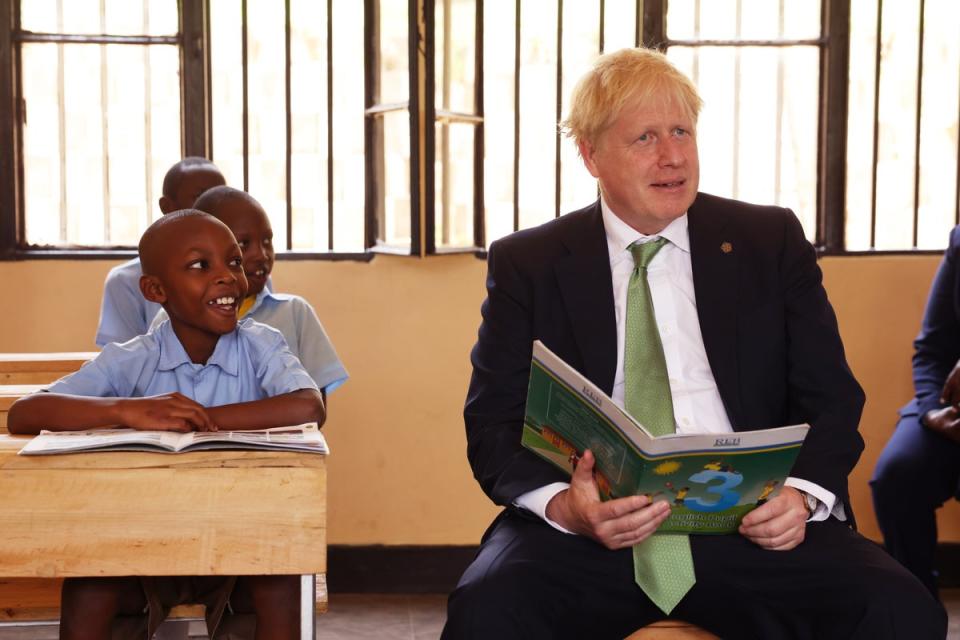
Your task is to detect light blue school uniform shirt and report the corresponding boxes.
[151,288,348,392]
[52,317,318,404]
[95,258,275,347]
[95,258,163,347]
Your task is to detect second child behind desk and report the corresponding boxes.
[151,185,349,394]
[95,157,226,347]
[9,211,322,640]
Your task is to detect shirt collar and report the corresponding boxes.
[155,317,241,376]
[245,287,282,317]
[600,196,690,260]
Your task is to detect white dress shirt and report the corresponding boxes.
[515,199,843,532]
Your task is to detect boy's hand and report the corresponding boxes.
[941,360,960,406]
[116,393,218,432]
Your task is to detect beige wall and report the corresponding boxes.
[1,253,957,544]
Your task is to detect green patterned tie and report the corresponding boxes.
[625,238,695,615]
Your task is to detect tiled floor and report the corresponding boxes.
[2,590,959,639]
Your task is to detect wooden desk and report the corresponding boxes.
[0,435,326,576]
[0,352,97,385]
[0,435,326,633]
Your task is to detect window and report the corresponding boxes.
[2,0,958,256]
[8,0,181,249]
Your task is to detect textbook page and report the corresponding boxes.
[19,423,328,455]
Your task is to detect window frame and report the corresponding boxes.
[0,0,951,259]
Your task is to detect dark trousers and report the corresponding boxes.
[871,412,960,596]
[442,508,945,640]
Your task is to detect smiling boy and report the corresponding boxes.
[95,157,226,347]
[152,186,348,393]
[10,210,321,639]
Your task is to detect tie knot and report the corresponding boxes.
[630,237,668,270]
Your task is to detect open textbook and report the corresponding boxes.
[522,341,809,534]
[18,423,328,456]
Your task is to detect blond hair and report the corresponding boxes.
[560,47,703,148]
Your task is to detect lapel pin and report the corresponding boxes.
[721,241,733,254]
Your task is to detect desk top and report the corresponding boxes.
[0,434,326,577]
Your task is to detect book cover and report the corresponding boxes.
[521,341,808,534]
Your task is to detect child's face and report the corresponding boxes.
[215,198,275,298]
[166,166,226,212]
[152,217,249,345]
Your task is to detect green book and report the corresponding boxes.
[522,341,809,534]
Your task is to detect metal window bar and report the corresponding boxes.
[284,0,292,251]
[143,0,154,231]
[911,0,925,249]
[775,0,784,205]
[441,0,451,245]
[598,0,605,53]
[473,0,485,249]
[56,0,66,243]
[732,0,742,200]
[100,0,111,243]
[512,0,520,233]
[409,0,423,256]
[554,0,562,220]
[868,0,883,250]
[328,0,335,251]
[423,0,436,256]
[240,0,249,192]
[956,57,960,227]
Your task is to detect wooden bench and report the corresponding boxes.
[0,434,327,636]
[626,620,719,639]
[0,352,97,385]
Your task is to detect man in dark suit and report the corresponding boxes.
[872,225,960,597]
[442,48,944,639]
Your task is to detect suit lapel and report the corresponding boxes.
[688,196,743,426]
[553,203,618,395]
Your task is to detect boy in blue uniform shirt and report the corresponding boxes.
[95,157,226,347]
[10,210,322,640]
[152,186,348,393]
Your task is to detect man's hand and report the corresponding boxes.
[941,360,960,406]
[922,406,960,443]
[738,486,808,550]
[115,393,218,433]
[545,449,671,549]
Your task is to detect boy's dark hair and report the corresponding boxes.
[162,157,221,199]
[139,209,219,275]
[193,185,260,217]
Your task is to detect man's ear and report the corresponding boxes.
[158,196,174,214]
[578,139,600,178]
[140,275,167,304]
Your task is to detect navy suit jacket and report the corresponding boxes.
[903,225,960,420]
[464,193,865,519]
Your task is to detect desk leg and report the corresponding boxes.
[301,574,316,639]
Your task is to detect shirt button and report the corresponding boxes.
[681,418,691,426]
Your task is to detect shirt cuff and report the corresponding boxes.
[513,482,576,534]
[785,477,846,522]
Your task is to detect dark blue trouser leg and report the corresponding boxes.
[871,413,960,596]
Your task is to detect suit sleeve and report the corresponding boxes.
[779,212,865,506]
[464,240,568,506]
[912,227,960,418]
